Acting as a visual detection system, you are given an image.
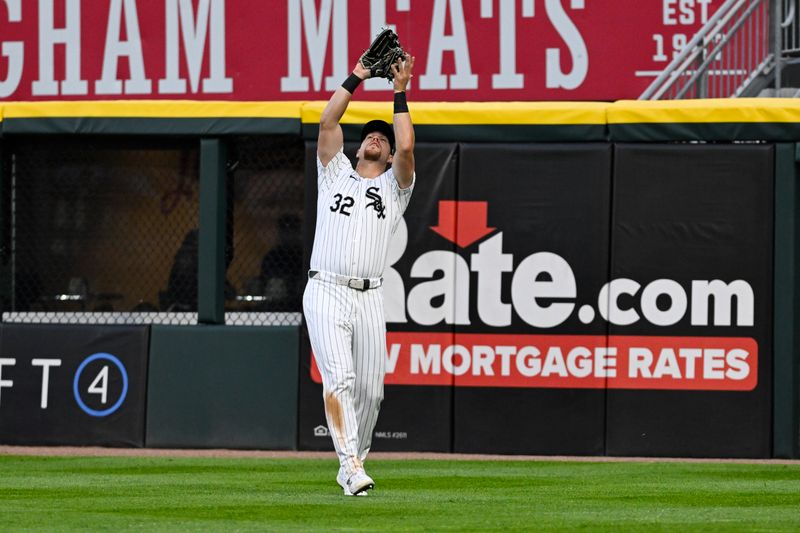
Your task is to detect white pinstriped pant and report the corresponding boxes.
[303,277,386,476]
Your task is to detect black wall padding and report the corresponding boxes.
[453,144,612,455]
[606,144,774,458]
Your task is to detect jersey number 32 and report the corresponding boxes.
[330,193,354,216]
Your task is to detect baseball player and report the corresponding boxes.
[303,53,416,496]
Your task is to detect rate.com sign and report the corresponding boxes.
[0,0,718,101]
[311,143,767,393]
[313,209,758,392]
[378,209,757,391]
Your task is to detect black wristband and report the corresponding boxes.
[394,91,409,113]
[341,73,362,94]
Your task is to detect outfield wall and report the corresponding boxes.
[0,99,797,458]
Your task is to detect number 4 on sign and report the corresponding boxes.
[88,366,109,404]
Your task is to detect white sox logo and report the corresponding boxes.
[365,187,386,219]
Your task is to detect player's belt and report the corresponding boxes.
[308,270,383,291]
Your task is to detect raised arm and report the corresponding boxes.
[390,55,415,189]
[318,62,371,166]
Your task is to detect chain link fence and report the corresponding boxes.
[0,135,306,326]
[225,136,305,326]
[2,136,199,325]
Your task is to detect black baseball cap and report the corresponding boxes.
[361,120,395,153]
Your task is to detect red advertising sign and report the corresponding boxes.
[0,0,719,102]
[312,334,758,391]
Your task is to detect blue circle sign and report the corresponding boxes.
[73,353,129,417]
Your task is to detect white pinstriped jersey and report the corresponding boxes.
[310,148,414,279]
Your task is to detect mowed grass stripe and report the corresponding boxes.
[0,456,798,531]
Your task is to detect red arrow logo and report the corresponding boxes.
[430,200,496,248]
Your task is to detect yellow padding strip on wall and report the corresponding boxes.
[4,98,800,126]
[300,101,610,126]
[609,98,800,124]
[1,100,306,119]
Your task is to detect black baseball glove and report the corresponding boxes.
[359,28,405,81]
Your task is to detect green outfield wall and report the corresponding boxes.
[146,325,299,449]
[0,98,797,458]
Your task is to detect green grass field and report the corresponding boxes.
[0,455,799,532]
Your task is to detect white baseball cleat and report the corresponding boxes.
[337,468,374,496]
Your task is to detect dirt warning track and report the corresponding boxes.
[1,445,798,464]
